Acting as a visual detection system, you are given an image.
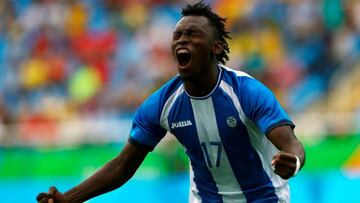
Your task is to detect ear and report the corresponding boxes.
[212,41,224,55]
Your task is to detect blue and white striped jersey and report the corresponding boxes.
[129,65,294,203]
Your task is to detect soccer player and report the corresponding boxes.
[37,2,305,203]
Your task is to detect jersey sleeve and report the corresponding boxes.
[240,77,295,135]
[129,93,167,150]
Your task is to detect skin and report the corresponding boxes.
[171,16,223,97]
[267,125,305,179]
[37,16,305,203]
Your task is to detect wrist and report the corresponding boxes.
[293,155,301,176]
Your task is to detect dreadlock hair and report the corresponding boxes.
[181,1,231,65]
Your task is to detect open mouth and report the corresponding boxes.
[176,50,192,67]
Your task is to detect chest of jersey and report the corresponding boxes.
[166,90,258,167]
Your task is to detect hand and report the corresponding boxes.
[37,186,69,203]
[271,152,299,179]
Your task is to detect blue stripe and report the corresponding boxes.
[129,75,183,147]
[168,95,223,203]
[156,76,184,106]
[221,67,242,87]
[213,89,278,202]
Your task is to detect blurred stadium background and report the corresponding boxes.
[0,0,360,202]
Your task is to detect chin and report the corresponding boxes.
[178,71,194,81]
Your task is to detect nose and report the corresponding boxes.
[175,32,190,45]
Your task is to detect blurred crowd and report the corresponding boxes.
[0,0,360,144]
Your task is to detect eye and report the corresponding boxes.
[173,31,182,40]
[187,30,202,37]
[186,30,194,35]
[172,29,202,40]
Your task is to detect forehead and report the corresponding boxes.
[175,16,212,30]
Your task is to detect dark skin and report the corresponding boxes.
[37,16,305,203]
[171,16,223,97]
[267,125,305,179]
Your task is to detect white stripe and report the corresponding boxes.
[218,64,253,78]
[190,98,246,203]
[160,85,185,131]
[189,164,202,203]
[219,81,289,202]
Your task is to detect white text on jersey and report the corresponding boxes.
[171,120,193,129]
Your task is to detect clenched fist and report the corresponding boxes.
[37,186,69,203]
[271,151,300,179]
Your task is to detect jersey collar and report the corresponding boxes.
[185,65,223,100]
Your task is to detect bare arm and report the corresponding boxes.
[266,125,305,179]
[37,141,150,203]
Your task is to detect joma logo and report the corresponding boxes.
[171,120,192,129]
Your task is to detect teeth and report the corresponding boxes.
[177,49,189,54]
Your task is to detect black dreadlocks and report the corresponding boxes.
[181,1,231,65]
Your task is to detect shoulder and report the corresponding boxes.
[219,64,263,93]
[140,75,184,111]
[219,64,253,79]
[134,75,184,125]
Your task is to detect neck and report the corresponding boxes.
[183,63,219,97]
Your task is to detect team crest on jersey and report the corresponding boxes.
[171,120,193,129]
[226,116,237,127]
